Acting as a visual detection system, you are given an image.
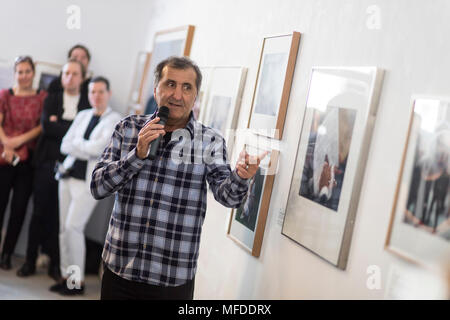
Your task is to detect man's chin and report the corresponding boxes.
[167,111,191,124]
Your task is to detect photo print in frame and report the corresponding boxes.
[282,67,384,269]
[201,66,247,156]
[228,145,279,257]
[33,61,62,91]
[0,59,13,90]
[386,97,450,269]
[248,31,300,140]
[127,51,151,115]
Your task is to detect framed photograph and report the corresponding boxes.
[33,61,62,91]
[201,67,247,155]
[227,145,279,257]
[195,66,214,121]
[248,31,300,139]
[127,52,151,115]
[140,25,195,114]
[386,97,450,268]
[282,67,384,269]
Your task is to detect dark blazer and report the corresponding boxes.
[32,91,91,166]
[47,76,92,108]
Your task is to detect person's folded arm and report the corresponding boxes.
[15,124,42,146]
[60,111,89,160]
[70,114,122,159]
[41,95,71,139]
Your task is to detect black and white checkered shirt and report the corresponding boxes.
[90,111,249,286]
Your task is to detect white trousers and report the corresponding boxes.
[59,177,97,282]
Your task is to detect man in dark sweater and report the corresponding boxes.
[17,59,90,280]
[47,44,92,109]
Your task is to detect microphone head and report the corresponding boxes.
[157,106,170,121]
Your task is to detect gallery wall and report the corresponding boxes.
[143,0,450,299]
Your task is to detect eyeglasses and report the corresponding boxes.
[14,56,33,64]
[14,56,35,72]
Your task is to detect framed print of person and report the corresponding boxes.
[282,67,384,269]
[386,97,450,269]
[227,145,279,257]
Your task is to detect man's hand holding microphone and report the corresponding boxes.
[136,106,169,160]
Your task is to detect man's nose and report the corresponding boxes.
[172,85,183,100]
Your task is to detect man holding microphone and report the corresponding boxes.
[91,56,265,300]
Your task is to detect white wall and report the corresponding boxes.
[143,0,450,299]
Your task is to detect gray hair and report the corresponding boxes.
[154,56,202,92]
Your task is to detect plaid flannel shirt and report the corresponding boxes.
[90,111,249,286]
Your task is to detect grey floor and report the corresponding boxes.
[0,255,101,300]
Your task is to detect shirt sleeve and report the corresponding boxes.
[90,118,146,200]
[205,133,249,208]
[47,76,62,94]
[0,90,8,115]
[60,111,88,159]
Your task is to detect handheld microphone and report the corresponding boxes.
[147,106,170,160]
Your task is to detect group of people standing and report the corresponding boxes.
[1,45,265,299]
[0,44,121,296]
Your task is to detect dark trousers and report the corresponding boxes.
[101,265,195,300]
[25,161,60,267]
[0,161,33,256]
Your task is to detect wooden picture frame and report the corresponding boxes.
[200,66,247,156]
[140,25,195,114]
[282,67,384,269]
[227,145,279,257]
[248,31,300,140]
[33,61,62,91]
[127,51,151,115]
[385,96,450,269]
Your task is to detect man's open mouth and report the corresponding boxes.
[168,102,183,107]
